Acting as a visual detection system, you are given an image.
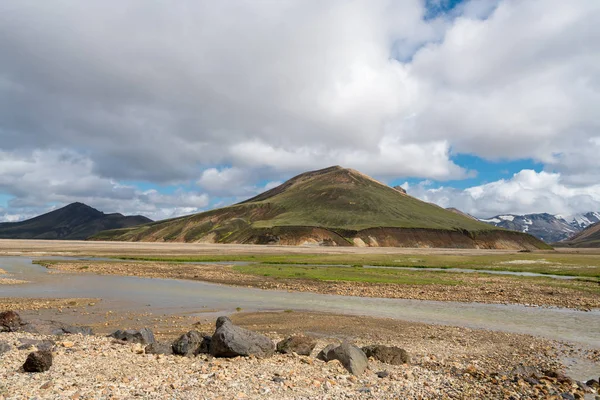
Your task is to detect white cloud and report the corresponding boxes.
[0,150,209,221]
[197,167,283,199]
[407,170,600,218]
[0,0,599,218]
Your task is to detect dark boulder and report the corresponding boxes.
[209,316,274,358]
[0,310,22,332]
[276,335,317,356]
[23,350,53,372]
[145,342,174,355]
[108,328,155,345]
[361,345,410,365]
[585,379,598,390]
[20,319,93,336]
[326,342,368,376]
[316,344,336,362]
[172,331,211,356]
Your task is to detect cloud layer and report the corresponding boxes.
[0,0,599,220]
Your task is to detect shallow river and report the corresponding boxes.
[1,256,598,348]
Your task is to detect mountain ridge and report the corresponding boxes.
[479,212,600,243]
[92,166,548,250]
[0,202,152,240]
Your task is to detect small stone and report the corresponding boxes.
[145,342,173,355]
[317,344,336,362]
[273,377,285,383]
[0,341,12,355]
[377,371,390,378]
[40,381,52,389]
[276,336,317,356]
[362,345,410,365]
[61,341,75,348]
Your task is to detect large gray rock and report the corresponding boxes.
[20,319,93,336]
[23,350,53,372]
[109,328,155,345]
[317,344,336,361]
[0,341,11,355]
[0,310,22,332]
[326,342,368,376]
[172,331,211,356]
[209,316,275,358]
[361,345,410,365]
[145,342,173,355]
[276,336,317,356]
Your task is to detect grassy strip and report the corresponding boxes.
[114,253,600,278]
[232,264,600,295]
[232,264,464,285]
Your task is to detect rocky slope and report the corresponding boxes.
[0,202,152,240]
[559,221,600,247]
[93,166,548,250]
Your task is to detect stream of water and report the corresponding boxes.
[1,256,598,348]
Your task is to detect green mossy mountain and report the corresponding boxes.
[0,202,152,240]
[92,166,550,249]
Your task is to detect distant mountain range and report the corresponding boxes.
[92,166,548,250]
[0,202,152,240]
[560,221,600,247]
[479,212,600,243]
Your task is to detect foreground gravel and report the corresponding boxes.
[0,324,595,400]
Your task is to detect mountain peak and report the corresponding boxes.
[96,166,548,250]
[0,202,152,240]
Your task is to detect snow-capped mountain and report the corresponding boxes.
[479,212,600,243]
[555,212,600,230]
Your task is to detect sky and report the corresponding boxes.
[0,0,599,222]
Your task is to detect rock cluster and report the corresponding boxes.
[1,310,597,399]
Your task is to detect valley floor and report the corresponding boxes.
[1,241,599,398]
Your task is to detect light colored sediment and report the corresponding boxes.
[0,298,98,312]
[0,278,28,285]
[0,238,557,257]
[42,261,600,310]
[0,268,28,285]
[0,310,592,400]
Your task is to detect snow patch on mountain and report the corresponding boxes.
[498,215,515,222]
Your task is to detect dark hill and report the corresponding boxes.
[92,166,549,249]
[0,202,152,240]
